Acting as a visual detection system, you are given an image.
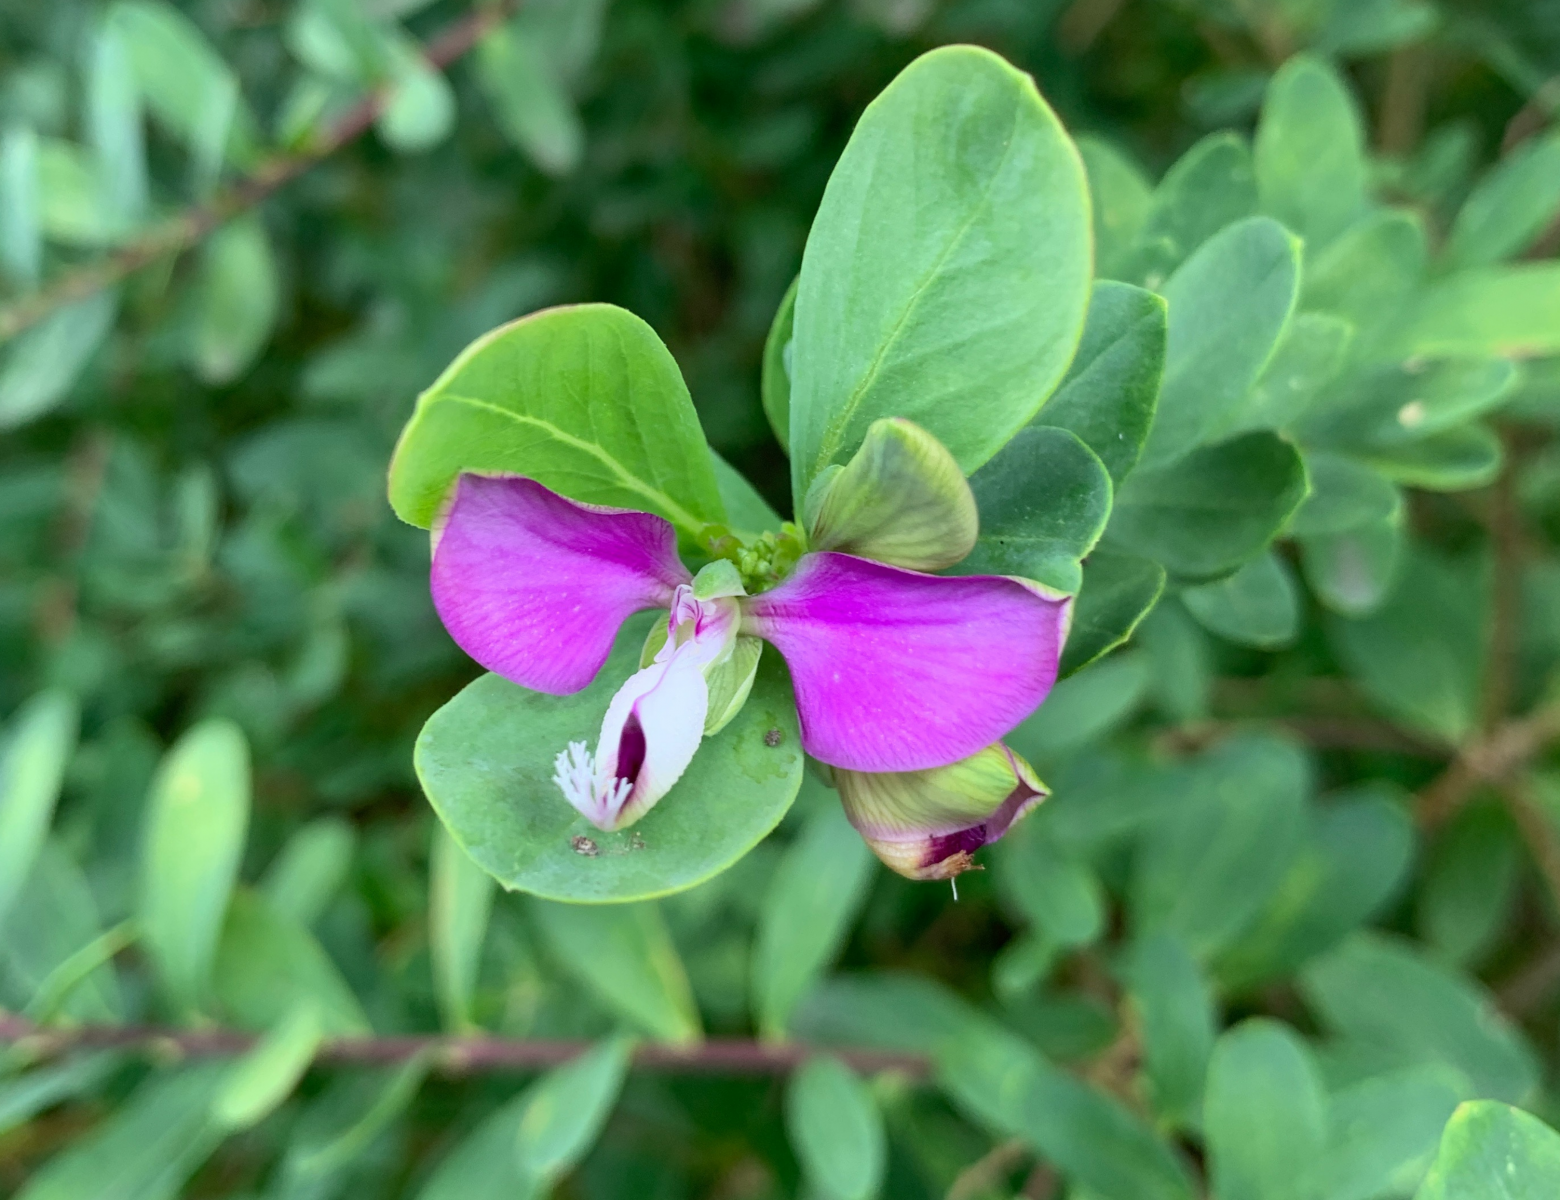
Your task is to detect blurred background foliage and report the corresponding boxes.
[5,0,1560,1197]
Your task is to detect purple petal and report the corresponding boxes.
[743,553,1071,771]
[431,475,689,694]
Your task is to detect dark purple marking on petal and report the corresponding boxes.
[923,825,989,868]
[615,711,648,789]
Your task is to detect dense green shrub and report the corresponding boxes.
[5,1,1560,1196]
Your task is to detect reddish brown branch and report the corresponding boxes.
[1417,701,1560,829]
[0,1016,929,1078]
[0,1,516,345]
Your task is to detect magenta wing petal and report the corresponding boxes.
[743,553,1070,772]
[430,475,690,694]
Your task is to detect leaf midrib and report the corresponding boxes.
[435,392,704,533]
[807,97,1023,483]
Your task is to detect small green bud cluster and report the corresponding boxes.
[701,523,807,592]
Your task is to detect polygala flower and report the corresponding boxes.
[427,419,1071,876]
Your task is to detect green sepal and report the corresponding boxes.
[704,637,763,736]
[834,743,1047,881]
[807,418,978,571]
[692,559,746,601]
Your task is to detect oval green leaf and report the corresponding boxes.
[1037,280,1166,486]
[752,796,875,1039]
[417,618,803,903]
[788,44,1090,505]
[785,1055,887,1200]
[530,900,700,1043]
[388,303,725,544]
[959,426,1113,595]
[1141,217,1301,467]
[1181,551,1300,649]
[0,690,78,929]
[1109,431,1309,581]
[1415,1100,1560,1199]
[138,718,251,1017]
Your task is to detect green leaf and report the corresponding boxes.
[1234,313,1353,436]
[940,1021,1196,1200]
[1317,0,1438,56]
[107,1,258,168]
[1118,933,1216,1131]
[290,1054,431,1180]
[0,125,40,286]
[761,277,797,453]
[1396,265,1560,359]
[1255,55,1370,252]
[1329,549,1485,742]
[1076,135,1152,280]
[0,841,124,1023]
[788,45,1090,505]
[1216,785,1414,990]
[87,22,149,228]
[212,891,370,1035]
[711,450,782,535]
[1300,933,1539,1105]
[997,819,1106,948]
[1416,804,1520,969]
[959,426,1112,594]
[1414,1101,1560,1199]
[475,21,583,175]
[1352,424,1502,491]
[786,1055,886,1200]
[138,718,250,1017]
[36,138,118,246]
[1288,453,1401,537]
[1141,217,1301,467]
[416,619,803,903]
[1298,359,1518,450]
[1299,512,1405,616]
[24,919,134,1024]
[1058,552,1167,676]
[1319,1065,1467,1200]
[1139,598,1212,722]
[1008,651,1149,765]
[259,816,356,929]
[515,1037,634,1185]
[0,690,78,928]
[1109,432,1309,581]
[14,1064,228,1200]
[430,823,495,1032]
[752,796,875,1039]
[414,1087,537,1200]
[189,214,278,385]
[530,899,701,1042]
[1181,551,1299,649]
[378,41,456,153]
[0,292,117,430]
[0,1053,120,1137]
[1303,208,1428,363]
[1442,131,1560,270]
[212,1001,324,1131]
[1132,734,1309,959]
[1125,132,1257,287]
[1037,280,1166,486]
[1204,1019,1327,1200]
[388,303,725,545]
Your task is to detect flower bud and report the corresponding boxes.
[807,418,978,571]
[834,743,1046,880]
